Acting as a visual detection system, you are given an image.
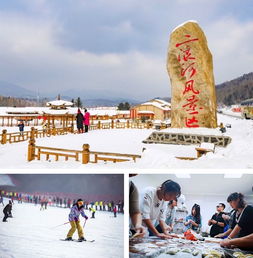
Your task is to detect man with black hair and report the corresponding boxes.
[65,199,88,241]
[140,180,181,239]
[208,203,226,237]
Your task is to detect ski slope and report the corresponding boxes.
[0,199,124,258]
[0,114,252,169]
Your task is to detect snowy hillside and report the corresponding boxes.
[0,114,252,169]
[0,199,123,258]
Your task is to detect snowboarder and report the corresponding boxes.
[83,109,90,133]
[113,206,117,217]
[76,109,84,133]
[89,207,96,218]
[65,199,88,241]
[2,201,12,222]
[18,121,25,135]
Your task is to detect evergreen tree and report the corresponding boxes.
[75,97,83,108]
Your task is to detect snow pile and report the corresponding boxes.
[0,199,123,258]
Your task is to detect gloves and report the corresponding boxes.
[84,215,88,220]
[74,217,78,222]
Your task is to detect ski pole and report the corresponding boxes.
[51,221,70,229]
[83,219,87,228]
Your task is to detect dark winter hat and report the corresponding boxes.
[77,198,83,202]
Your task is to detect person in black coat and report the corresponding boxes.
[3,201,12,222]
[76,109,84,133]
[18,121,25,135]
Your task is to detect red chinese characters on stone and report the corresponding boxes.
[175,34,201,127]
[175,34,199,47]
[183,80,199,95]
[185,116,199,128]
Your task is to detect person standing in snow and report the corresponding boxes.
[2,201,12,222]
[18,121,25,135]
[83,109,90,133]
[65,199,88,241]
[113,206,117,217]
[76,109,84,133]
[0,195,4,206]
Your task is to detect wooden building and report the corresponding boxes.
[130,99,171,121]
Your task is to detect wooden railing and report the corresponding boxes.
[27,141,141,164]
[1,120,164,145]
[1,125,74,145]
[89,120,154,130]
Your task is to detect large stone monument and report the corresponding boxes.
[167,21,217,128]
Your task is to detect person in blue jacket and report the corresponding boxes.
[65,199,88,241]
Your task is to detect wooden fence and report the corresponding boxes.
[1,120,166,145]
[89,120,153,130]
[27,140,141,164]
[1,125,74,145]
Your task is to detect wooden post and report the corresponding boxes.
[27,137,36,161]
[71,122,74,133]
[30,127,35,139]
[98,121,101,129]
[52,126,56,136]
[1,129,7,144]
[111,120,114,129]
[82,144,90,164]
[127,120,130,128]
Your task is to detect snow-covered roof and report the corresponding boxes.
[140,99,171,111]
[46,100,73,107]
[0,107,130,116]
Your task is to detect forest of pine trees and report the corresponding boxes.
[0,96,47,107]
[216,72,253,105]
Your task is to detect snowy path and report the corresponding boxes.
[0,200,123,258]
[0,114,252,169]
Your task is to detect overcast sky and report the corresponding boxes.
[0,0,253,100]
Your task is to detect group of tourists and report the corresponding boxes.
[76,108,90,133]
[129,178,253,251]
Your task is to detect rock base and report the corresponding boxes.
[143,132,232,147]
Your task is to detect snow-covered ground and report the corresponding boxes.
[0,114,252,169]
[0,199,123,258]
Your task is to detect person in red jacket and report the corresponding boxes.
[83,109,90,133]
[113,206,117,217]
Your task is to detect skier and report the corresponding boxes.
[113,206,117,218]
[0,195,4,206]
[2,201,12,222]
[40,197,45,211]
[89,207,96,218]
[65,199,88,241]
